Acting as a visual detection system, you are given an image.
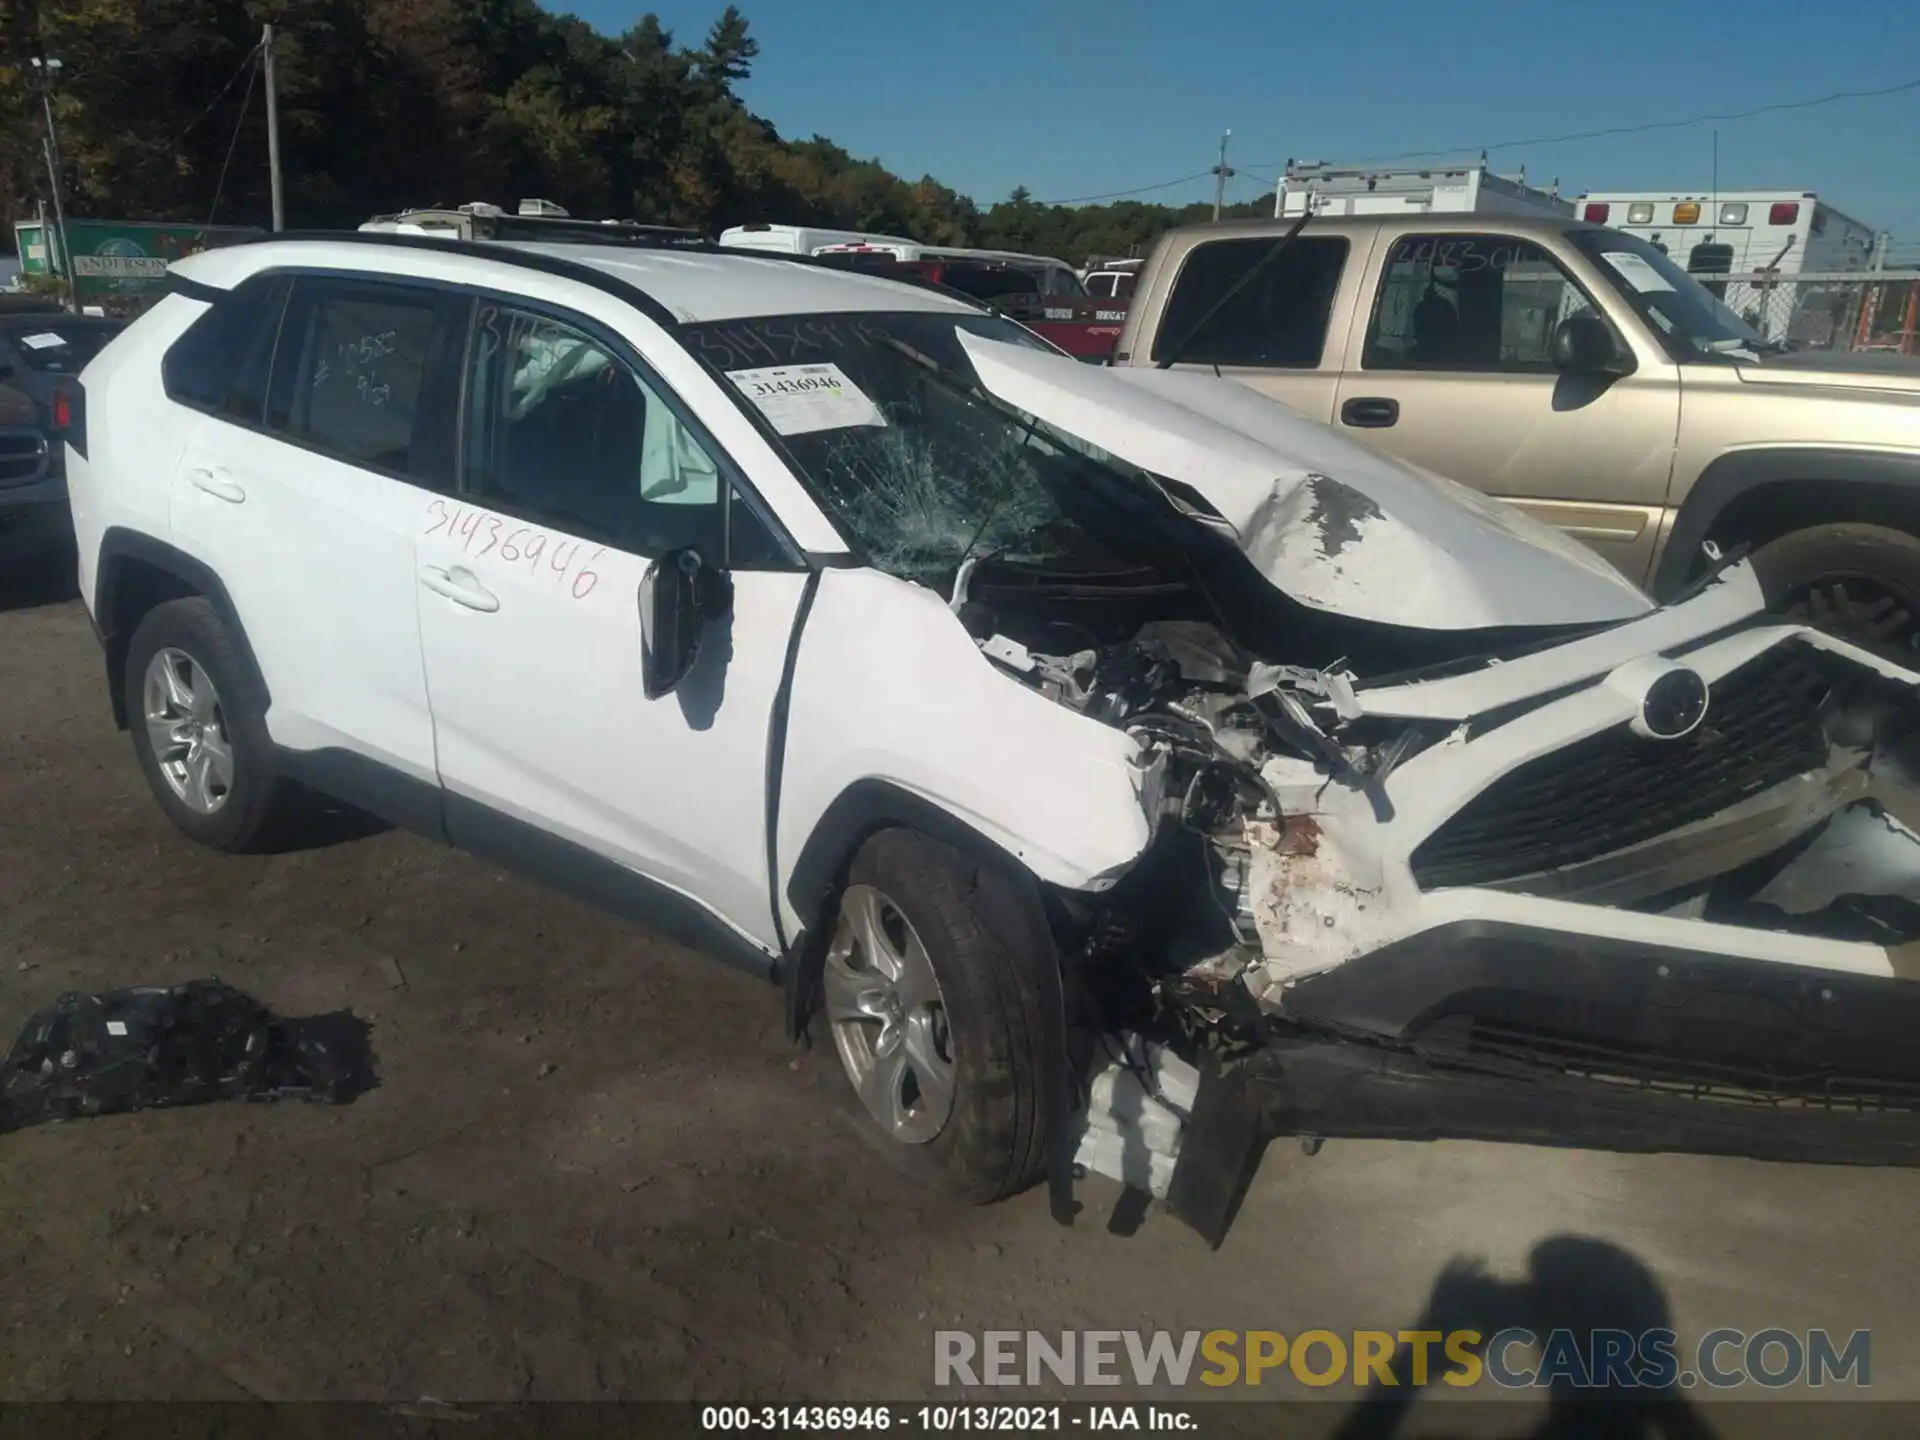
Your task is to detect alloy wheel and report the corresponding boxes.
[143,647,235,815]
[823,883,957,1144]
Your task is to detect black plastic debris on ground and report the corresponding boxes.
[1,978,376,1134]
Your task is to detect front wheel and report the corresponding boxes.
[1748,523,1920,663]
[816,828,1054,1204]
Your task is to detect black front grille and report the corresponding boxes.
[0,428,48,487]
[1410,643,1830,889]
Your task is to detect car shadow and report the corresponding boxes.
[1333,1235,1719,1440]
[0,544,79,612]
[261,791,395,854]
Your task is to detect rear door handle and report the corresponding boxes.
[188,467,246,503]
[420,565,500,613]
[1340,397,1400,429]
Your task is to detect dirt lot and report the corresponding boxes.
[4,561,1920,1432]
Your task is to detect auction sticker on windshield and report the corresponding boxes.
[19,332,69,350]
[1598,251,1675,294]
[728,362,886,436]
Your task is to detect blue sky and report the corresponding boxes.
[565,0,1920,242]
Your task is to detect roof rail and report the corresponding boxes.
[200,227,994,326]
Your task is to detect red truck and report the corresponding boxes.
[812,253,1129,362]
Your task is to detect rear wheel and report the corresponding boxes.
[816,829,1053,1203]
[1748,523,1920,663]
[124,597,301,852]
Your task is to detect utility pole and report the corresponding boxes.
[262,25,285,231]
[30,55,74,312]
[1709,128,1719,244]
[1211,129,1233,222]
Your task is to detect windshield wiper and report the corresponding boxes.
[1156,208,1312,370]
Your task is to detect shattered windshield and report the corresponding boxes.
[1567,229,1778,361]
[681,311,1165,580]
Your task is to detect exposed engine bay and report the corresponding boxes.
[974,587,1920,964]
[954,554,1920,1243]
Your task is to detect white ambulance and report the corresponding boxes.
[1570,190,1881,343]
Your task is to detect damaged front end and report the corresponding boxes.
[908,331,1920,1243]
[724,312,1920,1242]
[969,556,1920,1246]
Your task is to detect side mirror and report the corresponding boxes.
[638,547,732,699]
[1552,313,1630,375]
[0,362,14,383]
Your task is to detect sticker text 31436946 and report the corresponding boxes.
[423,500,607,600]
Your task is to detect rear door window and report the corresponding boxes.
[1150,236,1350,367]
[265,277,466,486]
[1688,242,1736,299]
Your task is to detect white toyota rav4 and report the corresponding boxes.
[67,233,1920,1241]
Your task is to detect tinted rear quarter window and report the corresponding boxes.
[1151,236,1350,367]
[161,277,288,420]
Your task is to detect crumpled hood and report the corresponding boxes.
[956,331,1653,631]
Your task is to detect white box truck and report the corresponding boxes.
[1275,160,1574,220]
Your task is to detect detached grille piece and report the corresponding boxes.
[1410,643,1830,890]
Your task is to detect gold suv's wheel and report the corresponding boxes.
[1750,522,1920,663]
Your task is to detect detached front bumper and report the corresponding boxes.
[1167,910,1920,1246]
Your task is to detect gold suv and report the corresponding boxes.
[1117,213,1920,656]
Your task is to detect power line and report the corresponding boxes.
[206,47,262,228]
[1241,76,1920,171]
[1033,171,1212,205]
[174,39,265,145]
[1034,75,1919,210]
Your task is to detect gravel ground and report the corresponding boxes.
[3,560,1919,1437]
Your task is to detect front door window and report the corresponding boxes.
[1363,234,1598,372]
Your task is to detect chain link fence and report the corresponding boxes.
[1694,270,1920,355]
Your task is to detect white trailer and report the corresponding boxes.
[1275,160,1574,220]
[1569,190,1882,342]
[716,223,919,256]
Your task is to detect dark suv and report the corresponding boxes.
[0,310,125,560]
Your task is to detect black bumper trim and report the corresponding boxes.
[1167,1025,1920,1249]
[1164,917,1920,1247]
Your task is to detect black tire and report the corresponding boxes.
[1748,523,1920,663]
[814,828,1055,1204]
[124,596,299,852]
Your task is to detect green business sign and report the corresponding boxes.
[13,219,263,301]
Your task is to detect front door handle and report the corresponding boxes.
[1340,396,1401,429]
[420,565,500,613]
[188,467,246,503]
